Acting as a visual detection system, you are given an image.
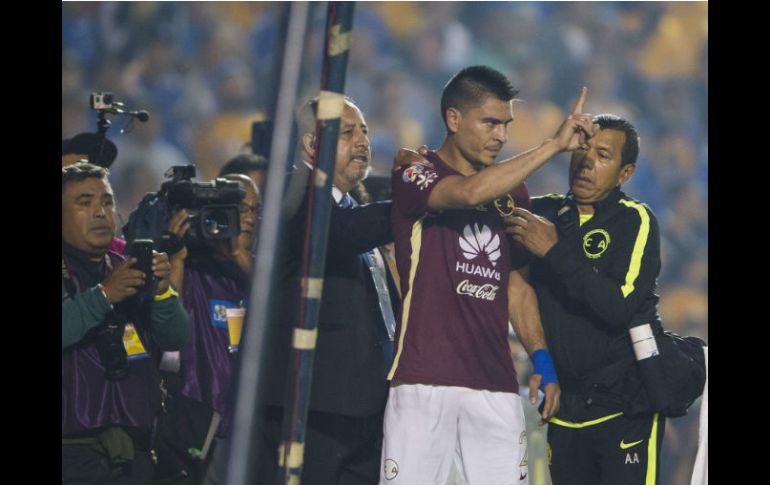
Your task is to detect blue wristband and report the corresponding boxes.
[532,349,559,391]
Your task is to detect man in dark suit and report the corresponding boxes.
[257,96,398,485]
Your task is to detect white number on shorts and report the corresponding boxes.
[519,431,528,467]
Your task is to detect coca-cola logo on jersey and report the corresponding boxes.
[456,279,499,301]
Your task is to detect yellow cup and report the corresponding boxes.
[226,308,245,352]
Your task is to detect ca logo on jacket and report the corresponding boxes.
[583,229,611,259]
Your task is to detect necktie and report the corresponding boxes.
[339,194,397,371]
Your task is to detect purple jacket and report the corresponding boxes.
[62,251,161,435]
[179,261,248,437]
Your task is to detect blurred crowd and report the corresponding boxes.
[62,3,707,484]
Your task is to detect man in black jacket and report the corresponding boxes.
[507,115,667,485]
[258,97,398,485]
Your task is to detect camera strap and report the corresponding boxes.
[62,258,79,298]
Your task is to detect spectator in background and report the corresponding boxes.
[62,2,101,74]
[191,60,264,182]
[580,60,636,121]
[62,93,92,140]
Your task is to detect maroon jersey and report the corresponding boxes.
[388,151,531,393]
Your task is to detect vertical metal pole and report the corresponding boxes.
[277,3,356,484]
[227,3,310,485]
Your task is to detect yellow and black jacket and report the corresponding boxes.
[531,187,662,421]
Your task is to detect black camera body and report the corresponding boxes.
[122,165,245,253]
[93,319,130,381]
[127,239,156,303]
[162,165,245,241]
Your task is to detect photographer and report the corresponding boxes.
[160,173,260,484]
[62,162,190,484]
[62,132,127,255]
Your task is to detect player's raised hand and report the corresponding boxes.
[552,87,599,152]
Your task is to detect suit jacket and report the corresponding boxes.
[261,164,399,417]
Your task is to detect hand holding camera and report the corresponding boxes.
[165,209,191,262]
[100,258,146,304]
[152,251,173,296]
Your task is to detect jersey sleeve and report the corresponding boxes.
[391,161,442,218]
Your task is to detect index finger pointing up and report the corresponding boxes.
[572,86,588,115]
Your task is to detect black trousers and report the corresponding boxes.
[548,412,665,485]
[62,444,154,485]
[256,407,383,485]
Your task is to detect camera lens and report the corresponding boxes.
[205,219,223,235]
[201,207,238,239]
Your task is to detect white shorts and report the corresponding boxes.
[380,382,529,485]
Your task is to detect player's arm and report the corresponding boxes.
[401,87,597,211]
[507,266,560,424]
[426,134,573,210]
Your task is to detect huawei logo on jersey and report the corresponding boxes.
[459,224,501,267]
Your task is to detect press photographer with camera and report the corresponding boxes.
[62,162,190,484]
[63,92,152,256]
[148,172,259,484]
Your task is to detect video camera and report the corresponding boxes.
[90,91,150,122]
[162,165,245,240]
[122,164,246,249]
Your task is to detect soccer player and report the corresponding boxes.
[381,65,596,484]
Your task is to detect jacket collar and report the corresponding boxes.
[556,186,626,236]
[62,240,111,290]
[563,186,625,214]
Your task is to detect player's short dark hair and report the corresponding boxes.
[62,133,118,168]
[62,161,109,191]
[440,65,519,126]
[219,153,268,177]
[592,114,640,166]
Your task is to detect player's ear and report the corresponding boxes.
[445,107,461,135]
